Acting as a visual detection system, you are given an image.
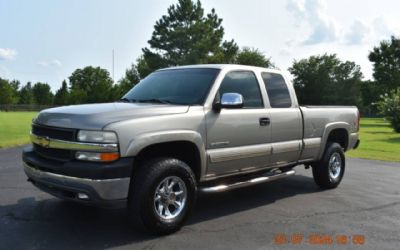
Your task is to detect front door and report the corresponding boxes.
[205,70,272,177]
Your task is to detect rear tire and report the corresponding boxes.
[128,158,196,235]
[312,142,345,189]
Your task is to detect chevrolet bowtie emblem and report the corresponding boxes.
[36,136,51,148]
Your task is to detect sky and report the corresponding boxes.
[0,0,399,92]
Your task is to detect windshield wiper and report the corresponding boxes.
[118,98,139,103]
[137,99,173,104]
[118,98,132,103]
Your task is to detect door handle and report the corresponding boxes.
[259,117,270,126]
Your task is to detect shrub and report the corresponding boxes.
[377,88,400,132]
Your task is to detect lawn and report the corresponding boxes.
[347,118,400,162]
[0,112,37,148]
[0,112,399,162]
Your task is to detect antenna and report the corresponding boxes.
[112,49,115,82]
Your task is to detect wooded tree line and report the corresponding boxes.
[1,0,399,117]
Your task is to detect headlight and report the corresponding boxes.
[77,130,118,143]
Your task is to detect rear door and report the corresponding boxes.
[261,72,302,166]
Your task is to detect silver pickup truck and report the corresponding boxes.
[23,64,360,234]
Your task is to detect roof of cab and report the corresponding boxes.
[156,64,282,74]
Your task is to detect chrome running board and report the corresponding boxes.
[199,170,295,193]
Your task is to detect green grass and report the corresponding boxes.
[347,118,400,162]
[0,112,37,148]
[0,112,399,162]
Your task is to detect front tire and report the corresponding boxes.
[128,158,196,235]
[312,142,345,189]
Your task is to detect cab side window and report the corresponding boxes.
[218,71,263,108]
[262,72,292,108]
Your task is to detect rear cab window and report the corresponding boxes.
[261,72,292,108]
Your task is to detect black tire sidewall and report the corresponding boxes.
[313,143,345,189]
[130,158,196,234]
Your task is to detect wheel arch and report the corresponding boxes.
[318,122,350,160]
[125,130,206,181]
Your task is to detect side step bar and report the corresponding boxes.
[199,170,295,193]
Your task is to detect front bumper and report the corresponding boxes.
[23,146,133,207]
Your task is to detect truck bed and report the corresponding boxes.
[299,105,359,160]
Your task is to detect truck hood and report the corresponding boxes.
[35,103,189,130]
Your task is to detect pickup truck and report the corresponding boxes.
[23,64,360,234]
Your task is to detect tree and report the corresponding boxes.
[0,78,14,105]
[116,63,141,97]
[54,80,69,106]
[68,88,87,105]
[68,66,114,103]
[289,54,363,106]
[235,47,274,68]
[9,80,20,104]
[369,36,400,92]
[139,0,238,77]
[32,82,53,105]
[18,82,34,105]
[359,80,381,115]
[377,88,400,132]
[136,56,153,79]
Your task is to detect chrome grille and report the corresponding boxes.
[32,124,76,161]
[32,124,76,141]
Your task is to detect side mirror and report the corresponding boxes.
[213,93,244,111]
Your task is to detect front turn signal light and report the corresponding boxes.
[100,152,120,162]
[75,152,120,162]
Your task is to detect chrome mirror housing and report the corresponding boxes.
[214,93,244,110]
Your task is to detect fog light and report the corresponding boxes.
[77,193,89,200]
[75,152,119,162]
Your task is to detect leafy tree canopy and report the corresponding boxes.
[18,82,34,105]
[235,47,274,68]
[54,80,69,106]
[32,82,53,105]
[116,63,141,97]
[0,78,14,105]
[359,80,381,115]
[139,0,238,77]
[69,66,114,103]
[369,36,400,92]
[377,88,400,132]
[289,54,363,106]
[9,80,20,103]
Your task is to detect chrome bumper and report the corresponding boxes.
[348,132,360,150]
[23,162,130,201]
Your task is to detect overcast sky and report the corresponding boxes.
[0,0,399,91]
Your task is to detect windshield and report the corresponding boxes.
[122,68,220,105]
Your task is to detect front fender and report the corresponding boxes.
[124,130,207,180]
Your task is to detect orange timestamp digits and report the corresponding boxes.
[274,233,365,245]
